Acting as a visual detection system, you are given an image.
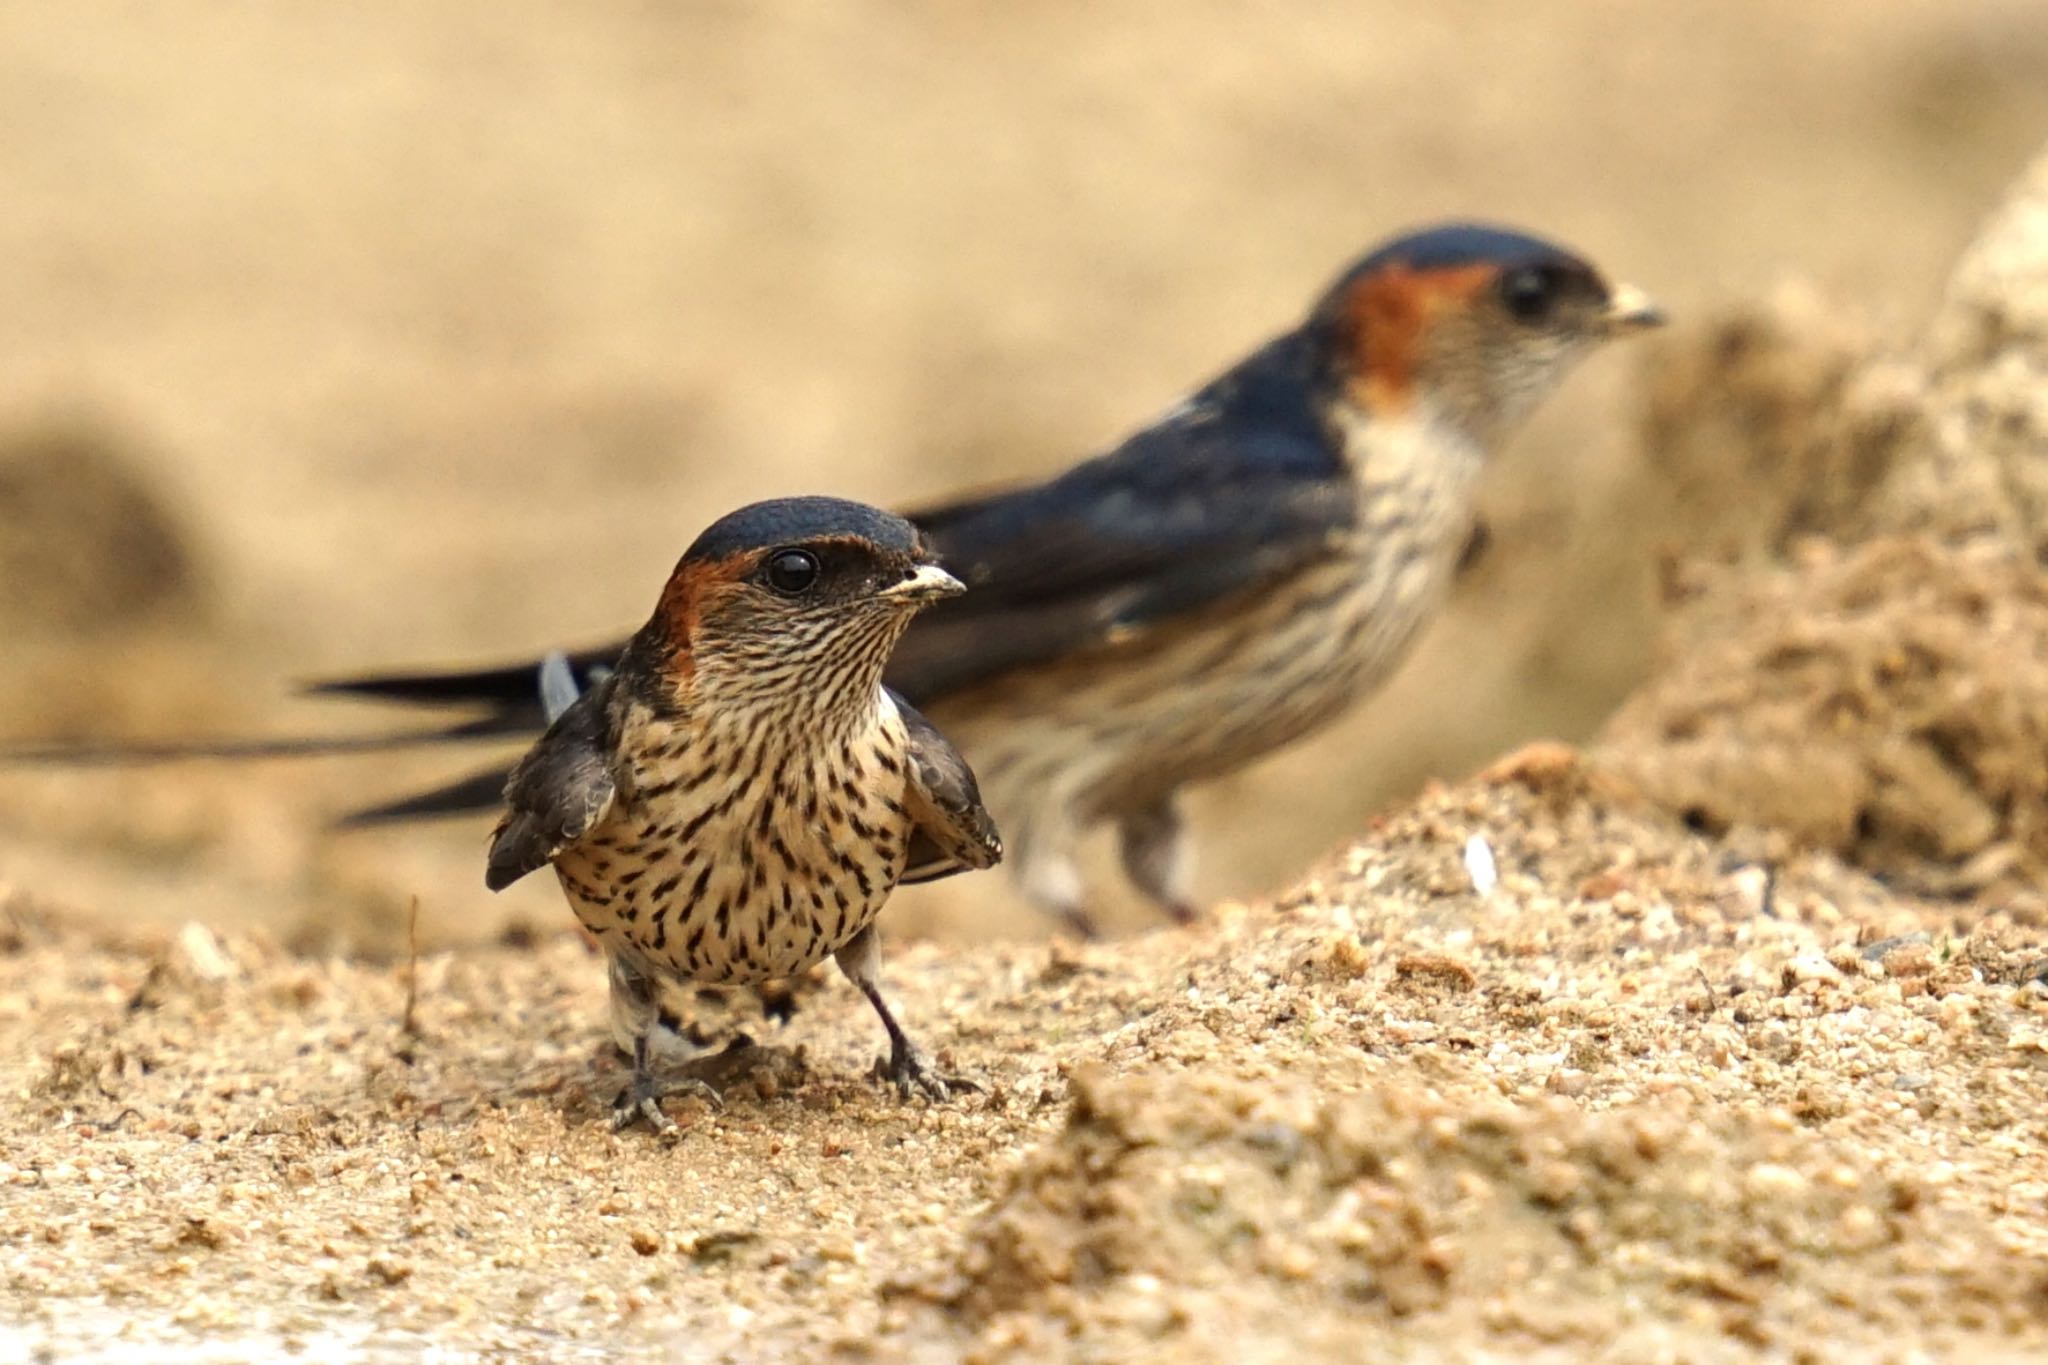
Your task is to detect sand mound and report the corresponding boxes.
[1596,536,2048,899]
[0,413,210,637]
[1895,141,2048,552]
[948,1065,2044,1355]
[1631,140,2048,564]
[0,415,255,743]
[1630,284,1929,569]
[1600,142,2048,896]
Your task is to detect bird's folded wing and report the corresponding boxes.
[483,682,619,891]
[885,333,1354,703]
[893,691,1004,885]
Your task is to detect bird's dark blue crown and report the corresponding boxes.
[684,496,926,564]
[1348,222,1594,279]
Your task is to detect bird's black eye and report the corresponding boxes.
[763,548,820,596]
[1499,266,1559,324]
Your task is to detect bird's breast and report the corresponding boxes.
[552,706,916,984]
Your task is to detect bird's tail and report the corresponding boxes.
[0,644,622,826]
[0,713,527,767]
[300,641,623,719]
[0,715,530,828]
[334,761,523,825]
[333,652,588,826]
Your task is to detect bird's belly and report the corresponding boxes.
[940,533,1460,821]
[553,778,911,986]
[1099,553,1448,796]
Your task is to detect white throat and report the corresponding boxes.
[1332,400,1488,542]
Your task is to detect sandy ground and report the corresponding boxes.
[6,768,2047,1361]
[8,4,2048,1360]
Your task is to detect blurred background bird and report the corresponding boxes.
[479,495,999,1128]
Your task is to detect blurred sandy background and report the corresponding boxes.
[3,1,2047,953]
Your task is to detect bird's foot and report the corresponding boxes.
[610,1073,723,1133]
[1159,898,1200,926]
[870,1041,978,1104]
[1056,905,1104,941]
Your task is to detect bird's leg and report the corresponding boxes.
[834,925,973,1102]
[1017,832,1102,940]
[605,950,722,1132]
[1117,796,1199,925]
[1454,514,1493,579]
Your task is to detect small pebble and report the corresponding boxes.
[1463,836,1499,898]
[1783,954,1843,988]
[1744,1164,1807,1200]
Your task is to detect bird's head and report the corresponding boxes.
[1308,223,1663,450]
[627,495,962,726]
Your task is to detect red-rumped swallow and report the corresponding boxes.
[3,223,1660,940]
[488,495,999,1129]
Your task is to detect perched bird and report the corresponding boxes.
[483,495,1001,1130]
[2,223,1660,939]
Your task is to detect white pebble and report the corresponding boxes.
[177,922,236,982]
[1463,835,1499,898]
[1785,953,1843,985]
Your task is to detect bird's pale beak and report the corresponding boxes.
[1601,282,1666,332]
[881,563,966,604]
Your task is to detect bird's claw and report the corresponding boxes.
[612,1092,675,1134]
[610,1074,723,1133]
[872,1044,977,1103]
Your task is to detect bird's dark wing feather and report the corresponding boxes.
[305,640,628,720]
[0,713,530,768]
[892,690,1002,885]
[884,331,1354,703]
[337,763,522,827]
[483,681,619,892]
[305,647,625,827]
